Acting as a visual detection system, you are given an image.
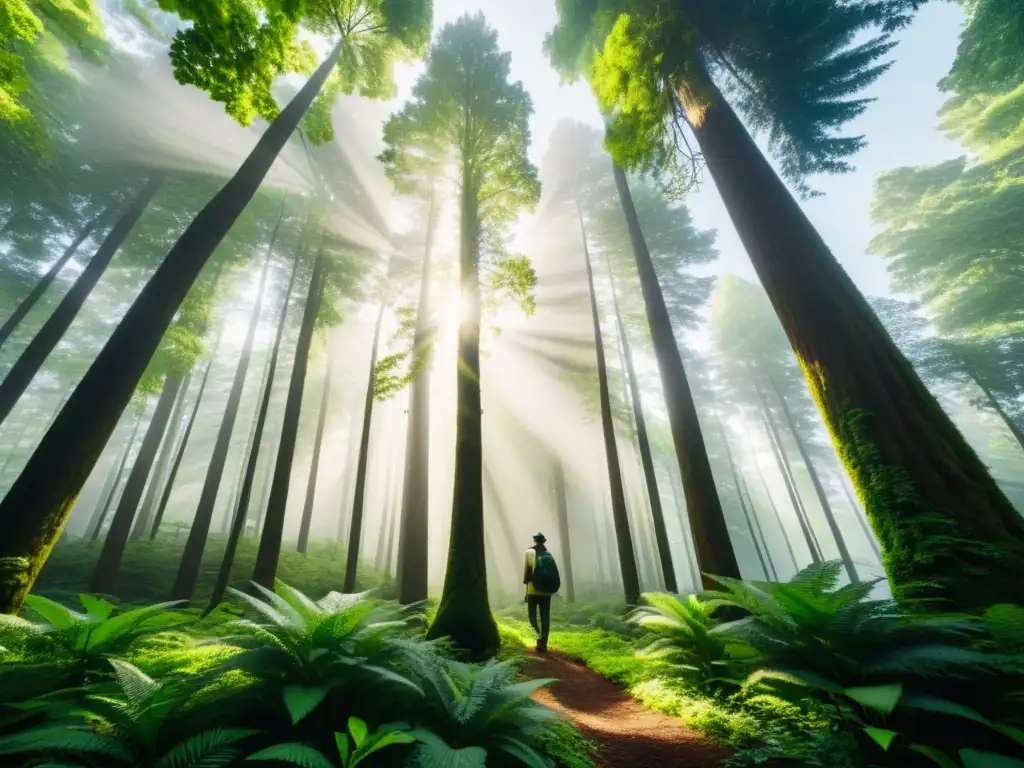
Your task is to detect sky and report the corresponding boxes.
[392,0,969,300]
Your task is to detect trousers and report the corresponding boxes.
[527,594,551,651]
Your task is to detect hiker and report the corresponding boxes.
[523,531,561,653]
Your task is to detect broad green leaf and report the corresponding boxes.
[494,736,550,768]
[247,743,334,768]
[960,749,1024,768]
[845,684,903,714]
[412,742,487,768]
[78,595,115,620]
[863,727,899,751]
[744,667,844,694]
[994,725,1024,747]
[348,717,368,749]
[899,694,992,726]
[283,686,328,725]
[87,601,186,649]
[335,732,350,767]
[23,595,81,628]
[364,665,424,696]
[350,732,415,768]
[909,745,961,768]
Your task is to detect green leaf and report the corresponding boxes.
[364,665,424,697]
[155,728,260,768]
[350,732,415,768]
[335,732,350,767]
[0,726,132,761]
[744,667,844,694]
[283,686,328,725]
[247,743,334,768]
[899,694,993,726]
[994,725,1024,747]
[494,736,550,768]
[863,727,899,751]
[78,595,116,620]
[23,595,82,628]
[412,742,487,768]
[960,750,1024,768]
[348,717,368,749]
[909,745,961,768]
[844,684,903,714]
[87,601,186,649]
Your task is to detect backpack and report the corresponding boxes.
[531,550,561,594]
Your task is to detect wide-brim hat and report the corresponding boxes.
[532,532,546,542]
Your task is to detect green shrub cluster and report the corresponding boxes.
[0,583,597,768]
[629,562,1024,767]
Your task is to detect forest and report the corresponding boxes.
[0,0,1022,766]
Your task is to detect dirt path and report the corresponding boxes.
[528,651,732,768]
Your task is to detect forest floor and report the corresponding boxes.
[527,651,733,768]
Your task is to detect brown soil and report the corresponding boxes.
[528,651,733,768]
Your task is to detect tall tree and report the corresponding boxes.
[547,1,1024,610]
[379,13,540,656]
[0,0,431,613]
[552,456,575,602]
[87,409,146,542]
[171,216,280,601]
[0,175,165,425]
[252,240,326,589]
[297,355,332,553]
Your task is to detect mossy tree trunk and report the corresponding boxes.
[343,302,386,592]
[683,79,1024,609]
[397,189,437,605]
[575,200,640,605]
[150,352,217,541]
[0,43,341,614]
[426,167,500,658]
[91,369,186,593]
[0,207,108,347]
[612,164,738,587]
[0,176,164,426]
[131,370,192,539]
[298,355,332,554]
[253,243,326,589]
[603,244,676,592]
[170,229,278,601]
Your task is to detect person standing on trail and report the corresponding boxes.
[524,531,561,653]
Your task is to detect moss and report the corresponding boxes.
[835,407,1015,611]
[427,590,500,662]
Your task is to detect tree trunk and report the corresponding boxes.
[252,242,326,589]
[603,248,677,592]
[384,465,400,576]
[336,415,362,542]
[739,471,777,580]
[553,457,575,602]
[837,469,882,560]
[0,418,32,481]
[662,462,701,590]
[0,43,343,614]
[770,380,859,583]
[170,215,280,601]
[759,405,821,564]
[131,370,192,539]
[298,356,332,553]
[0,209,108,347]
[575,200,639,604]
[612,164,738,586]
[0,177,165,426]
[84,422,135,539]
[680,78,1024,610]
[150,352,217,541]
[968,372,1024,455]
[88,409,145,542]
[426,167,500,658]
[397,188,438,605]
[714,414,769,579]
[742,418,799,574]
[374,452,397,571]
[343,302,386,591]
[90,369,186,592]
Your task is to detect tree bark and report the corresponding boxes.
[252,242,326,589]
[131,370,192,539]
[374,452,397,571]
[612,164,738,586]
[680,78,1024,610]
[90,369,185,592]
[171,213,280,601]
[0,42,343,614]
[0,177,165,426]
[739,471,777,580]
[837,469,882,560]
[150,352,217,541]
[741,417,799,574]
[553,457,575,602]
[426,167,500,658]
[336,419,361,542]
[397,188,438,605]
[770,380,859,583]
[575,200,639,604]
[603,246,677,591]
[297,355,332,553]
[88,409,145,542]
[0,209,108,348]
[343,302,386,591]
[662,462,702,590]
